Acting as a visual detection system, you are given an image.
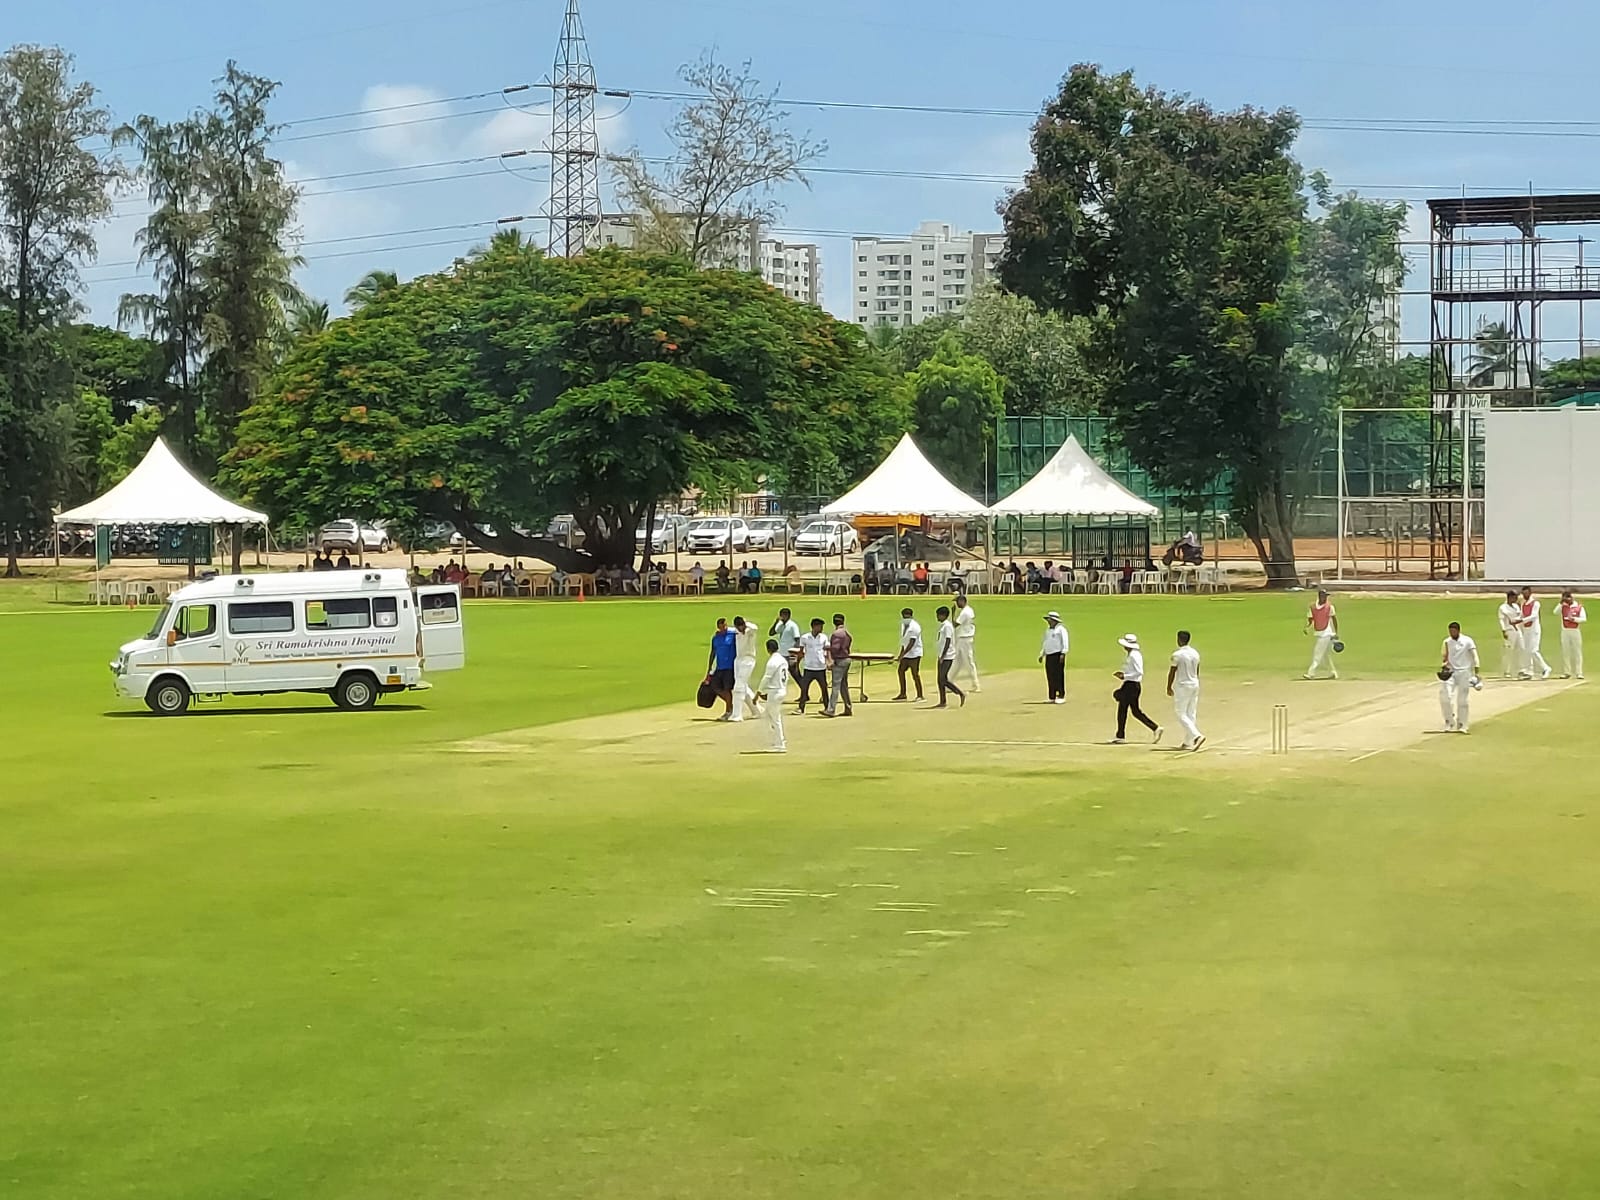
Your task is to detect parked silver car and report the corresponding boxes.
[744,517,794,551]
[318,520,390,553]
[637,514,690,553]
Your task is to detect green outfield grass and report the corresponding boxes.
[4,587,1600,1198]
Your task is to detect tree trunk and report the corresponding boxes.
[5,532,19,578]
[1243,481,1299,589]
[640,499,657,575]
[230,525,243,574]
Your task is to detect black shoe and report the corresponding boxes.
[958,693,966,708]
[843,709,854,717]
[892,694,907,702]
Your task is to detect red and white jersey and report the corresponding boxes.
[1309,601,1335,633]
[1522,600,1542,630]
[1560,601,1587,630]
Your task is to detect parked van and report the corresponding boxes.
[110,569,465,715]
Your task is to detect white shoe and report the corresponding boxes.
[1052,698,1065,705]
[1542,667,1553,680]
[1109,737,1127,745]
[1153,727,1164,745]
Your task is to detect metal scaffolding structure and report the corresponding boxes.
[1426,194,1600,578]
[544,0,602,257]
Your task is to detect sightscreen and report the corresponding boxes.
[1484,408,1600,580]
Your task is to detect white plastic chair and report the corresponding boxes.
[1094,573,1117,596]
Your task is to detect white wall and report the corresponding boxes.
[1484,408,1600,579]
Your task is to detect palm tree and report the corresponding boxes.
[288,298,329,339]
[344,269,399,311]
[1467,320,1514,388]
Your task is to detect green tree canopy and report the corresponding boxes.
[1001,65,1306,585]
[228,244,905,568]
[902,336,1005,496]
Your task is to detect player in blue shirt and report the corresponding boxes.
[706,617,739,721]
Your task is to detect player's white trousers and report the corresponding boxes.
[1172,682,1202,745]
[764,696,786,751]
[1307,632,1336,678]
[954,638,980,692]
[1501,634,1522,679]
[1522,628,1550,677]
[731,657,757,721]
[1562,628,1584,679]
[1439,676,1472,730]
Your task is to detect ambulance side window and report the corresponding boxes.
[421,593,459,626]
[175,604,217,640]
[373,597,399,628]
[229,601,295,635]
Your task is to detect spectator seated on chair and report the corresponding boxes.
[912,563,930,593]
[1120,560,1135,594]
[689,562,706,589]
[1006,561,1023,591]
[620,563,640,593]
[948,561,967,592]
[894,565,915,592]
[1025,561,1043,593]
[745,562,763,593]
[551,567,570,592]
[715,561,733,592]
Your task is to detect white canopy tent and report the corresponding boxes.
[822,434,989,520]
[55,437,268,528]
[987,435,1158,519]
[54,438,268,587]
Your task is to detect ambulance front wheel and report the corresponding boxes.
[333,672,380,712]
[145,677,191,716]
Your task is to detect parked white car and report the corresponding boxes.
[744,517,793,551]
[685,517,750,555]
[318,520,390,553]
[793,520,859,556]
[637,514,690,553]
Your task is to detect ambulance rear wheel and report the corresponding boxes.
[334,672,379,711]
[145,677,191,716]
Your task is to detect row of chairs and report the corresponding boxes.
[89,579,182,605]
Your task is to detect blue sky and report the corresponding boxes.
[14,0,1600,349]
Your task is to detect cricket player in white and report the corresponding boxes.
[1166,629,1206,752]
[952,593,981,693]
[1497,589,1524,679]
[1558,590,1587,680]
[1303,588,1339,680]
[729,616,761,722]
[1439,622,1480,734]
[756,639,790,752]
[1520,586,1552,680]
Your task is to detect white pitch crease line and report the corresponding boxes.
[904,929,970,937]
[854,846,922,853]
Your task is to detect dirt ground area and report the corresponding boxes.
[449,667,1580,778]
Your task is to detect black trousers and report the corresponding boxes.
[1114,680,1158,738]
[1044,652,1065,700]
[937,657,964,705]
[799,669,828,708]
[896,655,923,699]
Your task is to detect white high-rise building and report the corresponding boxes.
[850,221,1006,327]
[758,238,821,306]
[591,216,820,304]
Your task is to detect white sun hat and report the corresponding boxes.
[1118,633,1140,650]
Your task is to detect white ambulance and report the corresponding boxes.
[110,569,465,715]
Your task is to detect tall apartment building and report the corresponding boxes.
[850,221,1006,327]
[758,238,821,306]
[593,213,760,272]
[592,215,821,304]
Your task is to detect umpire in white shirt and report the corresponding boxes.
[1039,611,1068,703]
[1111,633,1162,744]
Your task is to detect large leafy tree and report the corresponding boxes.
[1001,66,1307,585]
[1287,179,1410,495]
[901,337,1005,496]
[881,291,1102,416]
[0,45,121,575]
[228,244,905,568]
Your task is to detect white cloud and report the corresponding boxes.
[360,84,450,166]
[467,106,547,158]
